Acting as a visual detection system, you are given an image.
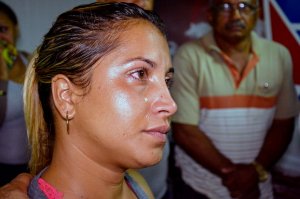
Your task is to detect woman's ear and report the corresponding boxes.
[51,74,77,120]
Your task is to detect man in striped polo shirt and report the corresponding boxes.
[171,0,299,198]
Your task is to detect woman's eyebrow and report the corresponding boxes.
[123,57,173,73]
[124,56,155,68]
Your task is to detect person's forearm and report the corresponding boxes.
[0,173,32,199]
[255,118,295,170]
[172,122,235,177]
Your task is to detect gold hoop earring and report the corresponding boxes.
[66,111,69,134]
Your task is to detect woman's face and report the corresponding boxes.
[0,12,16,45]
[71,20,177,170]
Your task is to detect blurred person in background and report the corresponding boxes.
[0,1,31,186]
[170,0,298,198]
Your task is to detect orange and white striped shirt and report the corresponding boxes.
[171,31,298,199]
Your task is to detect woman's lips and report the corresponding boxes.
[143,125,170,142]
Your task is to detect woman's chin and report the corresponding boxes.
[134,152,163,169]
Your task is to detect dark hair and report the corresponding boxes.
[0,1,18,25]
[24,2,166,175]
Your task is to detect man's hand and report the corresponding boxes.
[0,173,33,199]
[221,164,260,199]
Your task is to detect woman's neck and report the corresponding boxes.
[41,137,136,199]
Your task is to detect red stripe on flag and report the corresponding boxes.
[270,3,300,84]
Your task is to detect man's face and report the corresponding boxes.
[208,0,259,43]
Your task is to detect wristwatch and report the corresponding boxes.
[251,161,269,182]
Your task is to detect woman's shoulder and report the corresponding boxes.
[126,169,154,199]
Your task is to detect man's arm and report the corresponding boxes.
[255,44,297,176]
[255,118,295,170]
[172,122,261,199]
[172,122,235,177]
[223,118,295,199]
[0,173,32,199]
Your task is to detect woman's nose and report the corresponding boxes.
[151,86,177,118]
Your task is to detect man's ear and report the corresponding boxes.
[51,74,77,120]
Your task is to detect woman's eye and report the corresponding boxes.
[130,68,148,81]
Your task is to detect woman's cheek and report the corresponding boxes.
[112,92,137,119]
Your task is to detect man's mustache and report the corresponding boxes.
[225,20,246,30]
